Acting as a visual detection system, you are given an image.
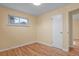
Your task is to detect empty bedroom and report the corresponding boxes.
[0,3,79,56]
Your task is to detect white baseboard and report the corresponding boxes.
[37,41,69,52]
[0,41,36,52]
[0,41,52,52]
[62,48,69,52]
[0,41,69,52]
[37,41,52,47]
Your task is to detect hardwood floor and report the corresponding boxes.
[68,39,79,56]
[0,41,79,56]
[0,43,68,56]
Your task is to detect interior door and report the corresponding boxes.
[52,14,63,49]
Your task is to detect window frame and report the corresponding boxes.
[8,15,31,27]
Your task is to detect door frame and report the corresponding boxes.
[68,9,79,48]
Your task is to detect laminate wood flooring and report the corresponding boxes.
[0,40,79,56]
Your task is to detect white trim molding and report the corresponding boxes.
[37,41,52,47]
[37,41,69,52]
[0,41,36,52]
[0,41,69,52]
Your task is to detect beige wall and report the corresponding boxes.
[73,19,79,40]
[72,13,79,40]
[1,4,79,51]
[0,7,36,50]
[37,4,79,51]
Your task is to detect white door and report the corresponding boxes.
[52,14,63,49]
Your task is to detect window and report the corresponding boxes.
[8,15,31,26]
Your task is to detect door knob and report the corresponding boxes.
[60,32,63,33]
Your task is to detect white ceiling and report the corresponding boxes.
[0,3,69,16]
